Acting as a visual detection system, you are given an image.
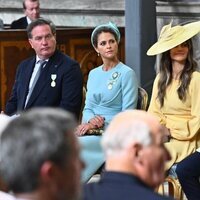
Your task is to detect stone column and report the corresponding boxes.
[125,0,157,100]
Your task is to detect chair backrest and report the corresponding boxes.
[136,87,148,110]
[79,86,87,122]
[157,176,184,200]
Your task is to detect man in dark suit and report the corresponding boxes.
[83,110,174,200]
[5,18,83,119]
[11,0,40,29]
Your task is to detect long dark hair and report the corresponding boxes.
[157,39,197,107]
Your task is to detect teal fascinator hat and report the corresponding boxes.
[91,22,121,48]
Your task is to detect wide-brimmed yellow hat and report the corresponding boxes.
[147,21,200,56]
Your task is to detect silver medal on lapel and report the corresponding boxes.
[51,74,57,87]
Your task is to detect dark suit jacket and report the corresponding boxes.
[10,16,28,29]
[83,172,174,200]
[5,50,83,119]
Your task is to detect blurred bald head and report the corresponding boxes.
[101,110,170,188]
[102,110,161,157]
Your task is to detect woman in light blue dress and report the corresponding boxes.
[76,22,138,182]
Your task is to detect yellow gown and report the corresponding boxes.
[148,71,200,169]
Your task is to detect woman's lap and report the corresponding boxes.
[78,135,105,183]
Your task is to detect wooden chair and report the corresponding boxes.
[157,176,184,200]
[137,87,148,110]
[79,86,87,122]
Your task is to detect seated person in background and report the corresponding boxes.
[11,0,40,29]
[4,18,83,119]
[0,108,84,200]
[76,21,138,135]
[0,115,15,200]
[83,110,173,200]
[75,22,138,182]
[176,149,200,200]
[147,21,200,171]
[0,18,4,30]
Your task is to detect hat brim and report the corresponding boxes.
[147,21,200,56]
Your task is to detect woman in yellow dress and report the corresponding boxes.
[147,21,200,171]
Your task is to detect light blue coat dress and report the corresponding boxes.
[79,62,138,182]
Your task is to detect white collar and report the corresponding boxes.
[36,56,49,63]
[26,17,32,25]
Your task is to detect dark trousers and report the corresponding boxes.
[176,151,200,200]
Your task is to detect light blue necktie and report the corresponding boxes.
[24,60,47,108]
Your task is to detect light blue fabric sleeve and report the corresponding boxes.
[121,68,138,110]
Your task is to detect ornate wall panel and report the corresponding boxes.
[0,41,34,108]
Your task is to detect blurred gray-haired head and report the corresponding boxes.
[101,110,153,157]
[0,108,77,193]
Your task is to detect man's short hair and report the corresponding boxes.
[27,18,56,39]
[23,0,39,10]
[0,108,77,193]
